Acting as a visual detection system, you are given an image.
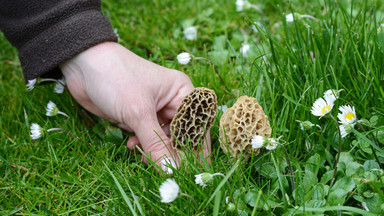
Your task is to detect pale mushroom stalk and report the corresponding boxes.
[193,57,229,92]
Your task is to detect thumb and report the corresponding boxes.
[133,115,178,174]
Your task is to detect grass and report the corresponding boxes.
[1,0,384,215]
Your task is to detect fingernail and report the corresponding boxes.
[160,157,177,175]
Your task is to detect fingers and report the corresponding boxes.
[133,114,179,174]
[127,123,170,150]
[127,136,140,150]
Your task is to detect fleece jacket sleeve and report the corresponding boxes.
[0,0,118,81]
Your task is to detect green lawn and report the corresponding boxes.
[1,0,384,215]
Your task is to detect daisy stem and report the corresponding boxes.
[300,15,319,22]
[240,28,248,43]
[329,114,342,185]
[180,193,198,210]
[47,128,79,139]
[40,78,67,90]
[250,4,262,13]
[193,57,229,92]
[212,173,226,178]
[58,111,72,121]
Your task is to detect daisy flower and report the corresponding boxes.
[323,89,343,103]
[337,105,356,124]
[240,44,250,58]
[177,52,192,65]
[252,21,263,32]
[265,138,279,150]
[236,0,251,11]
[159,179,180,203]
[286,13,318,23]
[26,79,37,91]
[53,78,66,94]
[296,120,321,131]
[339,123,354,138]
[46,101,71,119]
[251,135,267,149]
[195,173,213,188]
[194,172,225,188]
[30,123,44,139]
[311,97,334,118]
[46,101,59,116]
[183,26,197,40]
[286,13,295,22]
[226,196,236,212]
[160,157,177,175]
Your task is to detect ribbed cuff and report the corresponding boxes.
[19,10,118,81]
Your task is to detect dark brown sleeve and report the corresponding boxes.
[0,0,118,81]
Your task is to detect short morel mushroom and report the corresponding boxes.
[219,96,271,158]
[170,87,218,151]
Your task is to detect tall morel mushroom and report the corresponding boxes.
[219,96,271,158]
[170,87,218,151]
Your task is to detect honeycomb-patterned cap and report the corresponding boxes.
[219,96,271,157]
[170,87,218,151]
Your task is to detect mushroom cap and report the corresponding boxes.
[219,96,271,157]
[170,87,218,151]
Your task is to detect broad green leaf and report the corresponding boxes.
[338,152,354,165]
[208,50,229,66]
[365,193,383,212]
[244,189,264,208]
[320,170,333,185]
[212,35,227,51]
[331,176,355,194]
[328,189,347,206]
[364,160,380,172]
[306,200,326,208]
[364,172,377,181]
[363,190,375,198]
[369,116,379,126]
[346,162,363,177]
[302,171,315,192]
[377,130,384,145]
[306,154,321,173]
[353,195,365,202]
[312,184,326,200]
[293,185,305,204]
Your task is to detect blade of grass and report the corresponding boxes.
[104,162,138,216]
[203,160,239,209]
[213,189,222,216]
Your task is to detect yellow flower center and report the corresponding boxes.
[321,105,331,114]
[345,113,355,120]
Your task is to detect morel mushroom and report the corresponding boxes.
[219,96,271,157]
[170,87,218,151]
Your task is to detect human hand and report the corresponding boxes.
[60,42,211,173]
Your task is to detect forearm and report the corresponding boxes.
[0,0,117,81]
